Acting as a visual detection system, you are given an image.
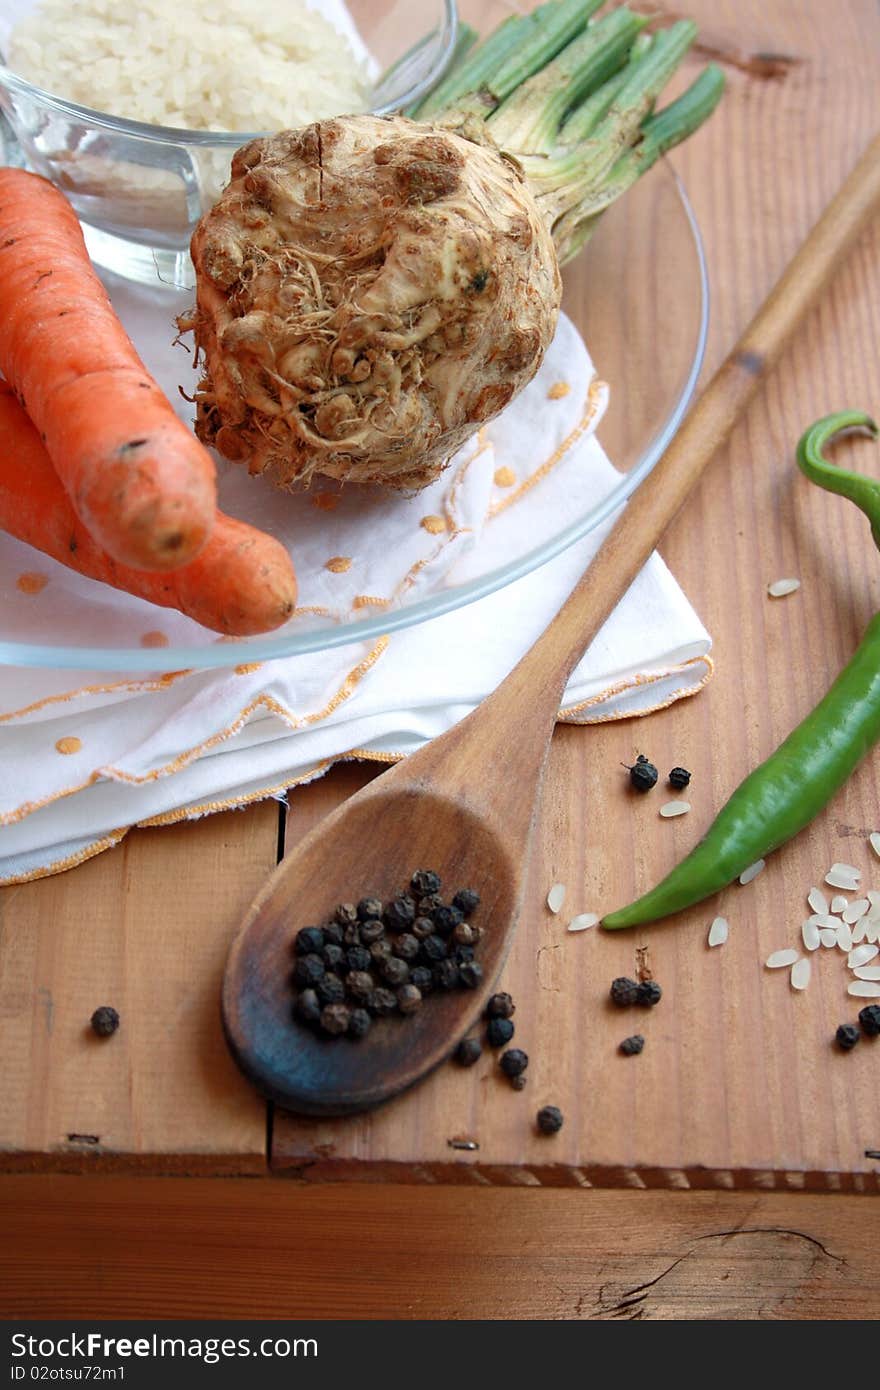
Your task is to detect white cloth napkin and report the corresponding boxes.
[0,282,712,883]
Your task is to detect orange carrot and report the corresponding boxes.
[0,384,297,636]
[0,167,217,572]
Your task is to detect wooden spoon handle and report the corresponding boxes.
[497,130,880,718]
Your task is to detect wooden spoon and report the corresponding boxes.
[223,134,880,1116]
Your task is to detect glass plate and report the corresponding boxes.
[0,157,707,672]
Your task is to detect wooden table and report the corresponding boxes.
[2,0,879,1320]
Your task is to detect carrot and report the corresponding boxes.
[0,167,217,573]
[0,384,297,636]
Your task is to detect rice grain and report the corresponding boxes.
[842,899,869,923]
[659,800,691,818]
[547,883,566,914]
[790,957,811,991]
[848,944,879,968]
[567,913,598,933]
[848,980,880,998]
[767,578,800,598]
[708,917,729,947]
[766,949,799,968]
[801,920,821,952]
[739,859,766,886]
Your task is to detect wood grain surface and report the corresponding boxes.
[1,0,880,1209]
[1,1176,877,1319]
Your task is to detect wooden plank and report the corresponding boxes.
[271,0,880,1183]
[1,1175,877,1319]
[0,806,278,1172]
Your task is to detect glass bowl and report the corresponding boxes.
[0,154,708,672]
[0,0,458,287]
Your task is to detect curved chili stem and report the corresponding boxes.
[796,409,880,544]
[602,411,880,930]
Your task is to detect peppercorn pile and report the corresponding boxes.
[291,871,484,1040]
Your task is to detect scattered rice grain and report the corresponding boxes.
[766,948,799,968]
[836,922,854,953]
[848,944,879,968]
[825,863,861,889]
[546,883,566,914]
[807,887,828,914]
[870,832,880,858]
[567,912,598,933]
[807,912,842,930]
[842,898,869,923]
[767,577,800,598]
[790,957,811,991]
[739,859,766,885]
[708,917,729,947]
[659,800,691,818]
[865,921,880,944]
[830,894,849,914]
[848,981,880,998]
[819,928,839,948]
[802,920,821,952]
[851,965,880,981]
[851,920,868,944]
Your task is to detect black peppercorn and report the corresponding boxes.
[397,983,423,1015]
[420,934,447,964]
[345,944,372,974]
[316,973,345,1005]
[432,904,464,937]
[418,893,444,917]
[859,1004,880,1037]
[451,944,475,965]
[348,1007,371,1039]
[293,953,325,988]
[668,766,691,790]
[294,989,321,1026]
[619,1034,645,1055]
[334,902,358,926]
[380,955,410,987]
[411,869,442,897]
[321,921,344,948]
[458,960,484,989]
[294,926,325,956]
[628,754,658,792]
[393,932,420,962]
[836,1022,860,1051]
[610,976,640,1006]
[455,1036,482,1067]
[510,1073,527,1092]
[342,922,362,947]
[453,921,476,947]
[369,939,392,964]
[433,958,460,990]
[452,888,481,916]
[366,987,397,1016]
[536,1105,563,1135]
[636,980,662,1007]
[345,970,374,1002]
[500,1048,528,1078]
[320,1003,350,1036]
[358,918,385,944]
[322,943,345,973]
[412,916,435,941]
[487,1017,514,1048]
[486,992,515,1020]
[384,894,416,931]
[409,965,434,994]
[357,897,383,921]
[90,1005,119,1038]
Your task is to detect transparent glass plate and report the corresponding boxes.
[0,157,707,672]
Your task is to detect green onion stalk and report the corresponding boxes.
[412,0,724,264]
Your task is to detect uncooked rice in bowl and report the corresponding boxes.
[5,0,371,132]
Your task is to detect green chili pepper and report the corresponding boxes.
[602,410,880,930]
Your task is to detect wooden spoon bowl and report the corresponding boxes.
[223,782,519,1115]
